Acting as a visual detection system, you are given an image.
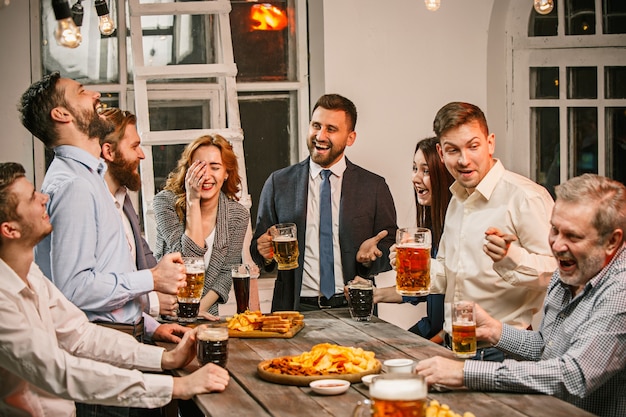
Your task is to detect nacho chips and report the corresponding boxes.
[264,343,378,376]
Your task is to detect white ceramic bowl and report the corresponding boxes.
[382,358,415,374]
[361,374,379,386]
[309,379,351,395]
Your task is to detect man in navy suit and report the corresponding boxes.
[251,94,398,311]
[100,108,178,320]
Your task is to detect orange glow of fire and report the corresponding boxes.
[250,4,288,31]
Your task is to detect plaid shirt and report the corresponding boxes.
[464,245,626,417]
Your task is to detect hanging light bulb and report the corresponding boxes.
[424,0,441,12]
[70,0,83,27]
[533,0,554,15]
[52,0,82,48]
[95,0,116,36]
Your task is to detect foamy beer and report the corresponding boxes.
[451,301,477,358]
[395,227,431,296]
[352,374,427,417]
[178,257,205,322]
[196,325,229,368]
[270,223,299,270]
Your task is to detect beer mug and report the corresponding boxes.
[270,223,299,270]
[196,324,229,368]
[451,301,477,358]
[352,374,427,417]
[178,257,205,323]
[347,280,374,322]
[395,227,431,296]
[231,264,250,314]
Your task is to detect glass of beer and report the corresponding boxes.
[231,263,250,314]
[270,223,299,270]
[347,280,374,322]
[352,374,427,417]
[451,300,477,358]
[178,257,205,323]
[395,227,431,296]
[196,324,229,368]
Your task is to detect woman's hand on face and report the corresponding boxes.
[185,160,207,202]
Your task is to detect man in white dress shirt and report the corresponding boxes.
[0,162,229,416]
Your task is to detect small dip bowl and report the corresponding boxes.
[309,379,350,395]
[361,374,379,386]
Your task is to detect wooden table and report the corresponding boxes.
[166,309,596,417]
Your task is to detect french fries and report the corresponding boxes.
[264,343,378,376]
[227,310,304,333]
[426,400,476,417]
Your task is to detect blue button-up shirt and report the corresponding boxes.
[35,145,154,325]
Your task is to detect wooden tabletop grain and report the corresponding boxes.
[161,308,597,417]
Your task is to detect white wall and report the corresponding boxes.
[0,0,37,182]
[311,0,497,231]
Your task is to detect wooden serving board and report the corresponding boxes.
[257,358,381,386]
[229,322,305,339]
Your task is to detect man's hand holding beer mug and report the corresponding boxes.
[415,302,501,387]
[164,328,230,398]
[258,223,300,270]
[150,252,187,295]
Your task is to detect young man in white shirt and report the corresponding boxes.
[0,162,229,416]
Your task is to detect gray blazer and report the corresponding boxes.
[153,190,250,316]
[251,157,397,311]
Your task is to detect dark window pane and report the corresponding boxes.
[567,67,597,99]
[230,1,294,82]
[239,94,292,227]
[606,67,626,99]
[529,1,559,36]
[565,0,596,35]
[530,67,560,99]
[603,0,626,34]
[147,102,206,193]
[127,13,217,83]
[533,107,560,196]
[606,107,626,185]
[569,107,598,176]
[151,144,186,193]
[148,105,205,131]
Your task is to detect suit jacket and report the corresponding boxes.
[123,194,157,270]
[153,190,250,316]
[251,157,397,311]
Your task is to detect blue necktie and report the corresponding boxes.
[319,169,335,299]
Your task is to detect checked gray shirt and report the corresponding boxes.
[464,245,626,417]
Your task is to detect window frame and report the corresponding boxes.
[507,0,626,186]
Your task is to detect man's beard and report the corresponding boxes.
[69,103,114,140]
[108,153,142,191]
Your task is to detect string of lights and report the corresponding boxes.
[52,0,115,48]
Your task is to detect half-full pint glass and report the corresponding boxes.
[178,257,205,322]
[451,301,477,358]
[352,374,427,417]
[270,223,299,270]
[231,264,250,314]
[395,227,431,296]
[196,325,229,368]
